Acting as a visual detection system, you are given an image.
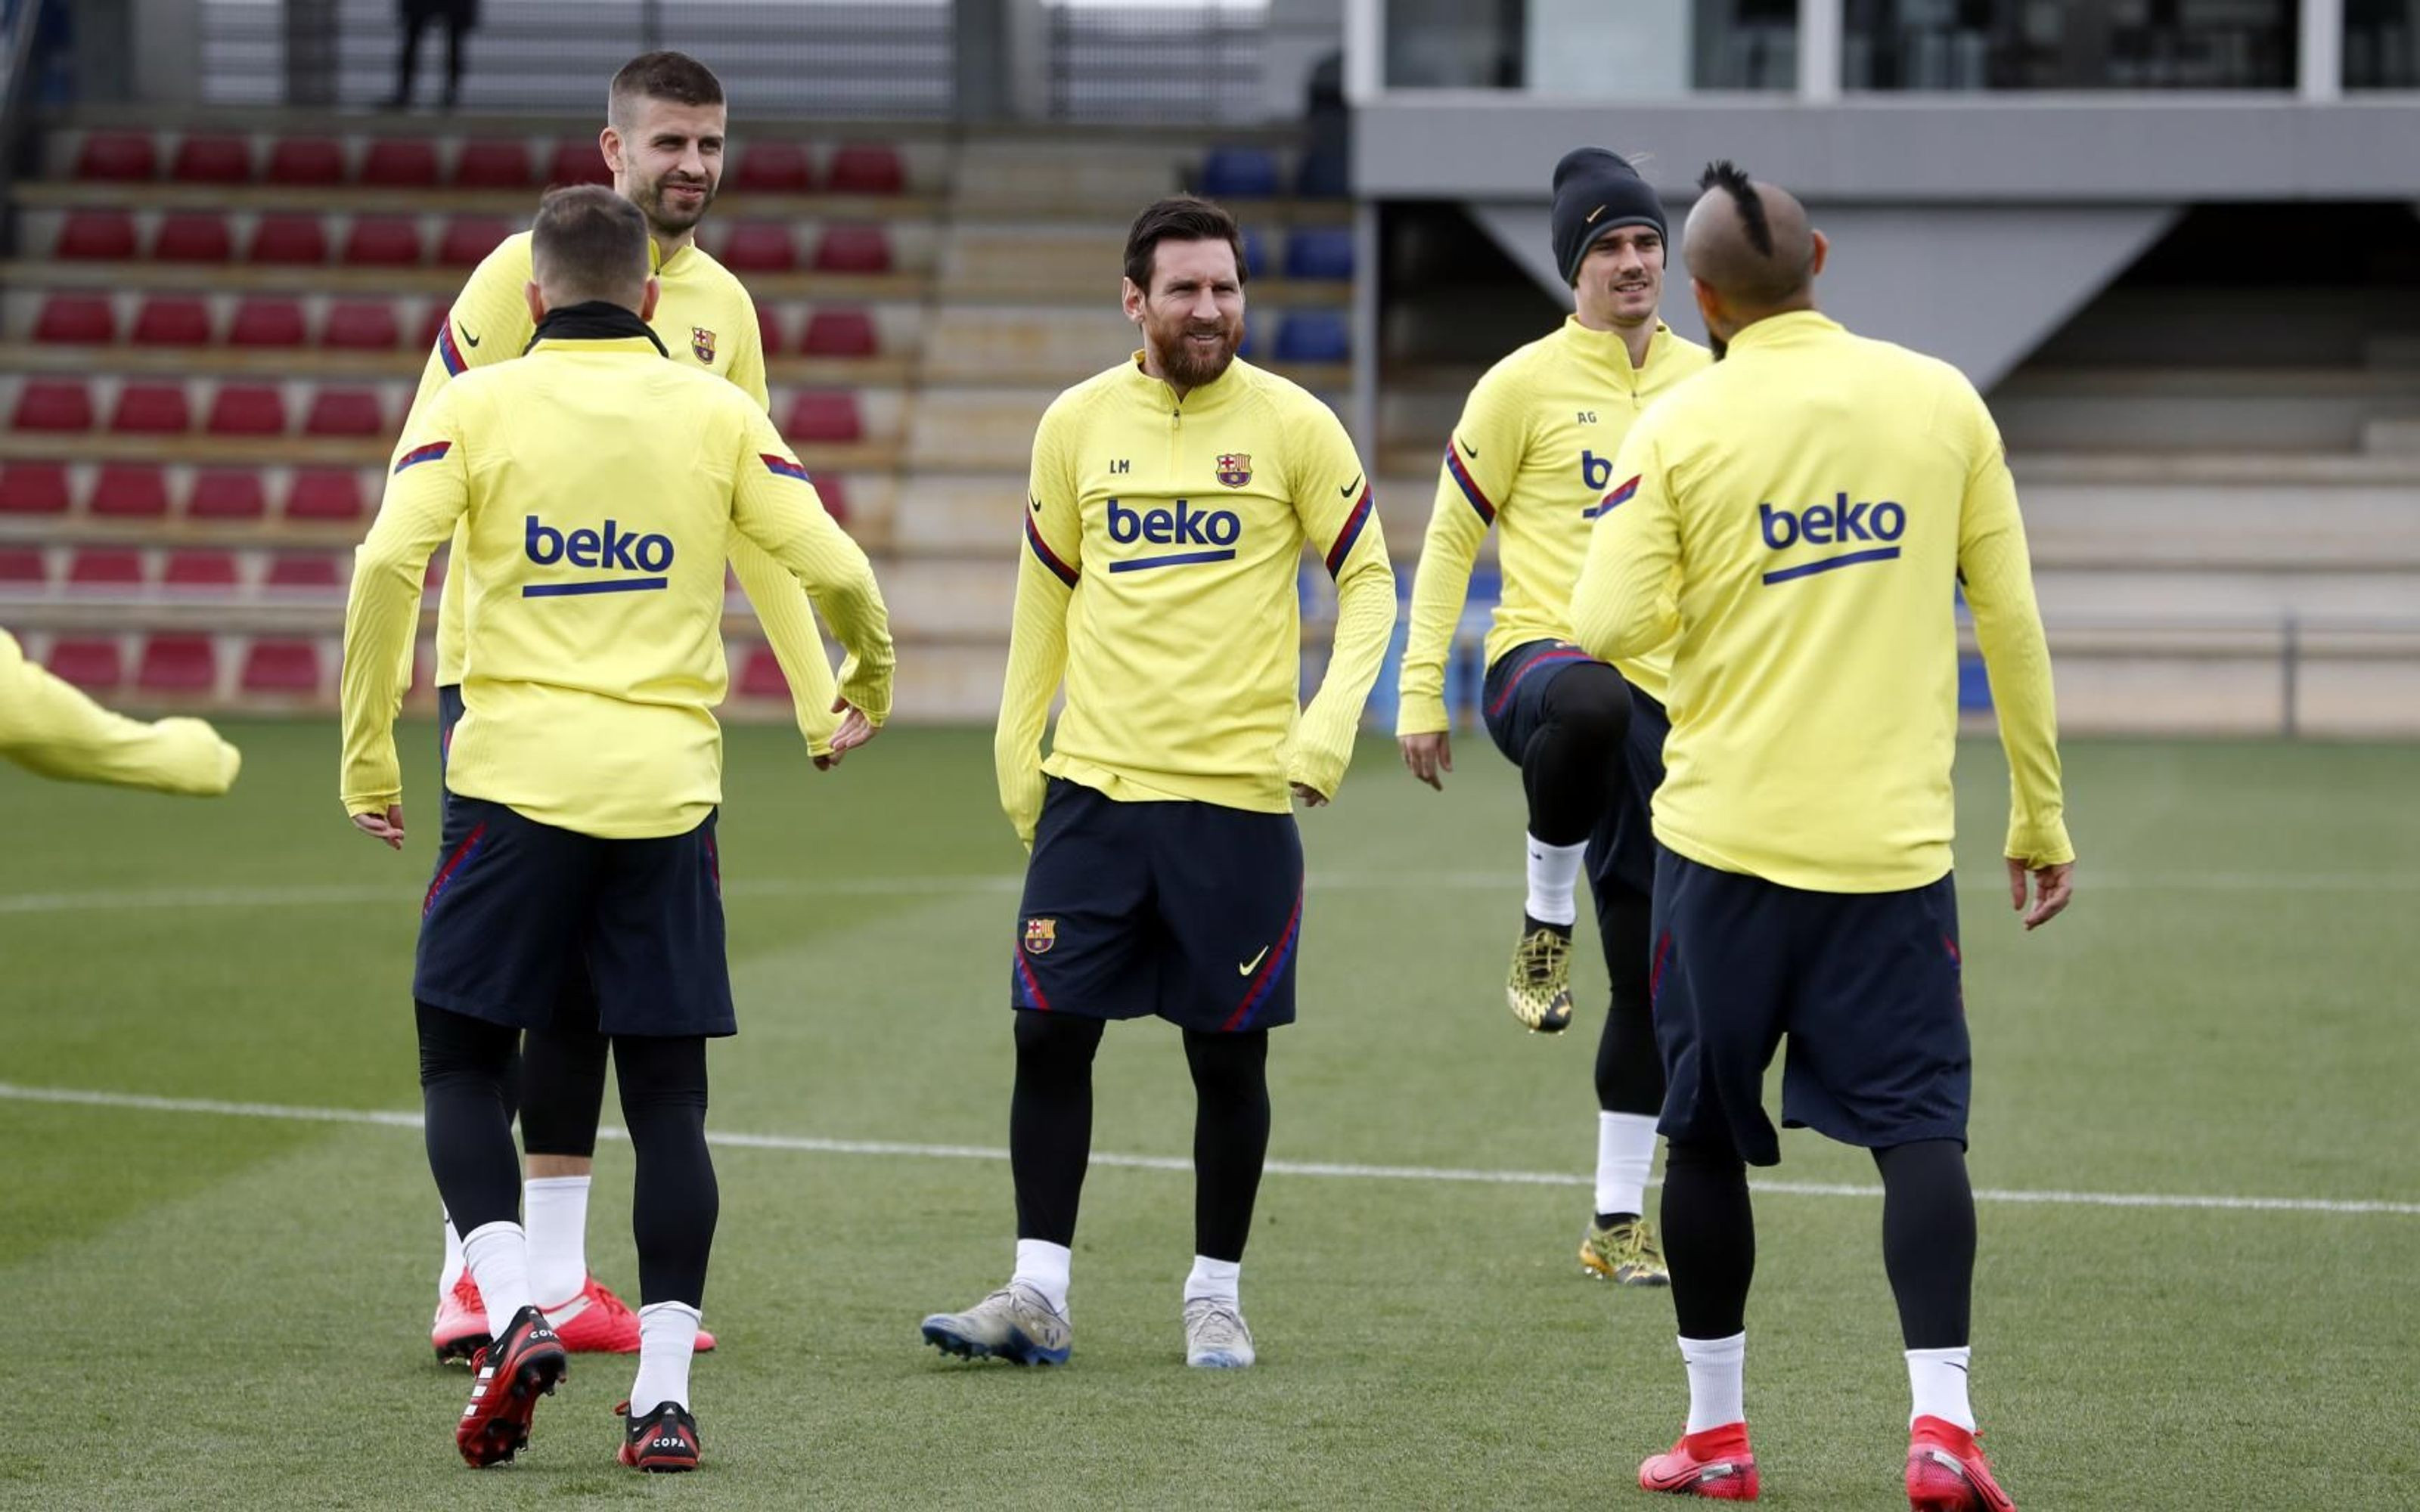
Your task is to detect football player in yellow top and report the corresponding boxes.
[0,630,240,795]
[396,52,866,1365]
[920,197,1395,1371]
[1574,163,2070,1509]
[1396,149,1709,1284]
[340,186,893,1471]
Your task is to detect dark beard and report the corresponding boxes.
[641,178,714,236]
[1153,327,1239,389]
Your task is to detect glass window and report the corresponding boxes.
[2346,0,2420,87]
[1844,0,2299,91]
[1383,0,1795,93]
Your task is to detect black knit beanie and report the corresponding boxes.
[1550,148,1666,286]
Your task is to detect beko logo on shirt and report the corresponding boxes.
[1757,493,1904,585]
[523,515,675,596]
[1106,497,1239,572]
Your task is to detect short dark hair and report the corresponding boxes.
[1123,195,1247,292]
[1699,159,1772,256]
[530,185,650,308]
[609,51,725,128]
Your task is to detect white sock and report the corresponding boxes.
[1184,1255,1242,1305]
[1595,1111,1659,1219]
[1907,1346,1975,1430]
[459,1220,532,1325]
[1680,1331,1747,1433]
[629,1302,701,1416]
[1525,835,1586,926]
[1012,1238,1072,1315]
[439,1216,466,1303]
[523,1175,591,1308]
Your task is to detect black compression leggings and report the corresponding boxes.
[1010,1014,1271,1261]
[417,1002,717,1308]
[520,1021,610,1159]
[1593,883,1664,1118]
[1520,660,1632,847]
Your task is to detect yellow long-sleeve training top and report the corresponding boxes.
[996,354,1395,844]
[402,229,844,751]
[1398,317,1709,733]
[0,630,240,795]
[342,318,894,840]
[1571,310,2071,893]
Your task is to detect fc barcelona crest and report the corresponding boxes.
[1215,453,1252,488]
[1023,918,1057,956]
[691,326,717,364]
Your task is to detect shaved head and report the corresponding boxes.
[1681,160,1825,356]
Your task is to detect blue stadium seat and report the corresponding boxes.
[1294,144,1349,199]
[1200,147,1280,199]
[1241,228,1269,280]
[1274,311,1349,364]
[1958,655,1994,712]
[1284,228,1354,281]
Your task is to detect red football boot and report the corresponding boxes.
[616,1399,703,1473]
[544,1275,716,1353]
[455,1305,568,1467]
[1907,1417,2015,1511]
[432,1271,490,1366]
[1640,1421,1760,1500]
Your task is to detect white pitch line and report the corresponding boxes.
[2,869,2415,916]
[3,1081,2413,1218]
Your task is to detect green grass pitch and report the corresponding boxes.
[1,722,2414,1508]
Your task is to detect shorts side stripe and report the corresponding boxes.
[423,822,487,918]
[1223,881,1304,1033]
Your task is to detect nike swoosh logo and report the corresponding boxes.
[1029,494,1042,513]
[1237,947,1270,976]
[461,327,481,348]
[1339,474,1362,498]
[1456,437,1478,459]
[1585,204,1606,225]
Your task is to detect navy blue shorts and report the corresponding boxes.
[416,708,732,1038]
[1649,848,1968,1166]
[1480,639,1669,899]
[1010,778,1304,1033]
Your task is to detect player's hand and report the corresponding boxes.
[352,804,406,850]
[814,699,876,769]
[1292,782,1329,808]
[1399,731,1452,790]
[2007,857,2074,931]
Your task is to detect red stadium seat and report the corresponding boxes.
[230,297,309,349]
[33,296,116,345]
[266,137,346,186]
[453,139,532,188]
[76,132,157,182]
[188,469,268,519]
[745,300,782,355]
[249,213,330,265]
[132,296,214,348]
[137,634,218,692]
[265,553,344,590]
[361,139,439,188]
[170,135,253,184]
[109,383,192,435]
[342,216,425,267]
[68,548,145,588]
[424,555,448,589]
[800,307,879,358]
[0,463,73,513]
[163,549,240,592]
[91,464,171,517]
[827,143,905,195]
[242,639,323,692]
[783,389,863,443]
[734,142,815,194]
[811,472,850,523]
[12,380,96,432]
[812,224,892,274]
[721,223,798,272]
[546,138,613,187]
[738,644,789,699]
[304,389,385,437]
[48,639,123,689]
[420,303,449,349]
[284,469,363,521]
[154,212,234,264]
[205,384,287,437]
[57,209,139,261]
[323,301,402,351]
[0,547,44,584]
[439,217,511,268]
